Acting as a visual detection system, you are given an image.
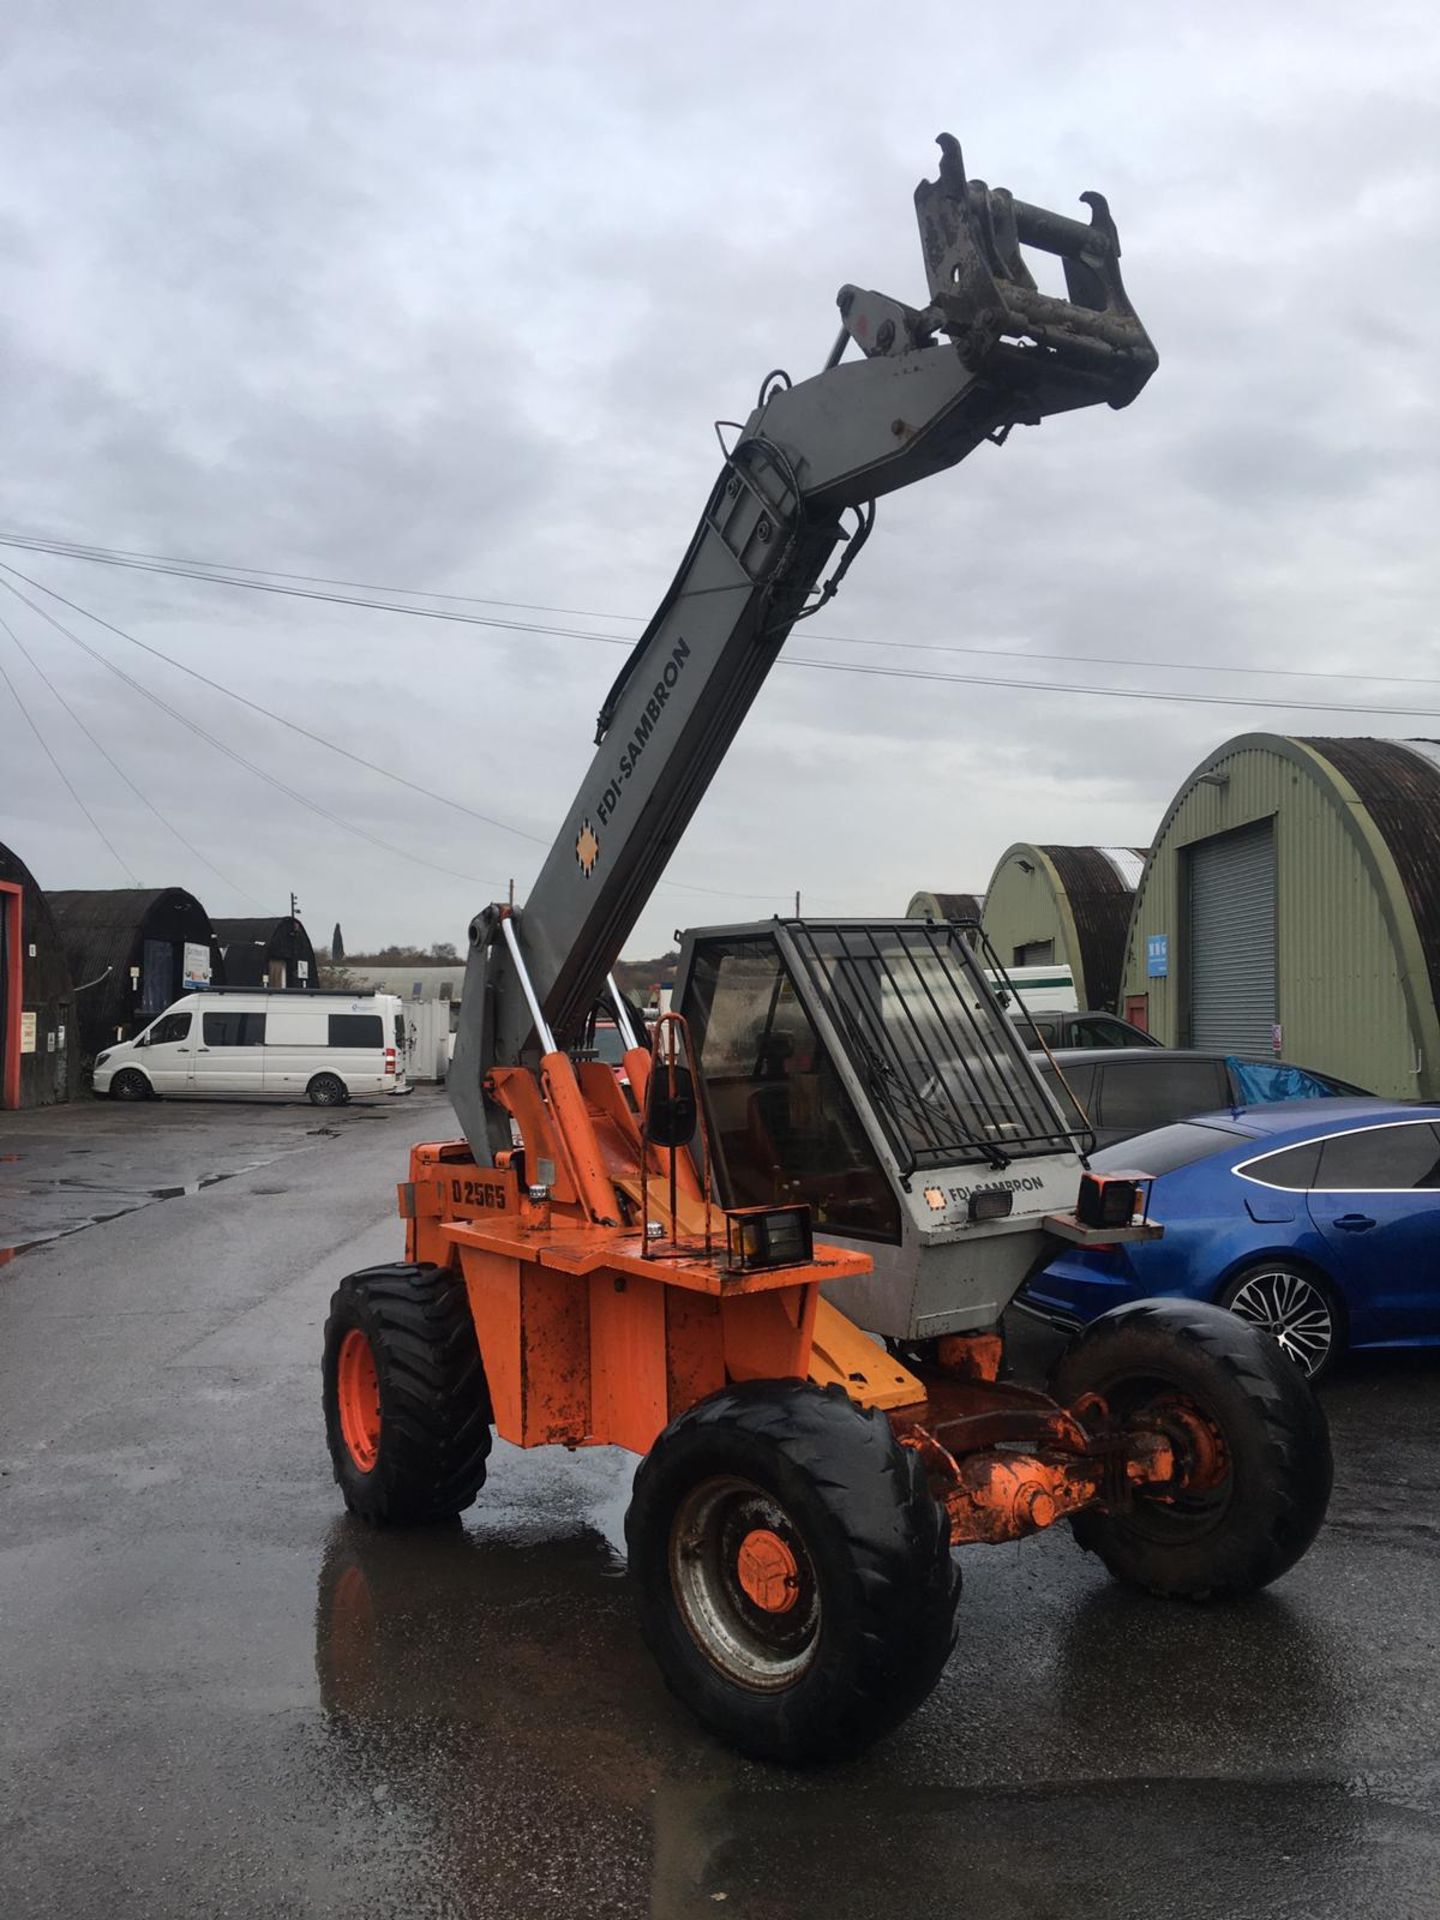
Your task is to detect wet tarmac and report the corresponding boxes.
[1,1090,1437,1917]
[0,1093,401,1259]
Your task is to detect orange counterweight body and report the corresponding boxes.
[399,1136,868,1459]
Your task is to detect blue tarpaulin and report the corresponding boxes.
[1227,1058,1341,1104]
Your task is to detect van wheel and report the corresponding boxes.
[111,1068,151,1102]
[308,1073,348,1107]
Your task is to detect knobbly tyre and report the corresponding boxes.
[321,134,1331,1764]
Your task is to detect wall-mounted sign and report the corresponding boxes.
[297,959,309,981]
[1146,934,1169,979]
[182,941,212,989]
[20,1011,37,1054]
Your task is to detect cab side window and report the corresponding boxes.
[150,1012,191,1045]
[1315,1123,1440,1190]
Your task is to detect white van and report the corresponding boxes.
[92,990,409,1106]
[985,963,1079,1018]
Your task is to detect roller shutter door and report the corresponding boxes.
[1187,820,1276,1052]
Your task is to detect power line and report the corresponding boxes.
[781,654,1440,720]
[0,560,824,908]
[4,543,1437,722]
[0,528,641,623]
[1,525,1435,693]
[0,606,268,910]
[0,558,551,848]
[0,628,139,883]
[0,575,509,895]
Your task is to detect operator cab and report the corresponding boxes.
[673,919,1094,1340]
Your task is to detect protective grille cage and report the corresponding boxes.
[788,921,1084,1173]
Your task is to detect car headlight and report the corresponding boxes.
[95,1051,112,1067]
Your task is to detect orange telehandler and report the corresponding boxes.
[322,134,1331,1763]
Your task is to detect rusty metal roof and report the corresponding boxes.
[1041,845,1144,1015]
[1304,737,1440,1020]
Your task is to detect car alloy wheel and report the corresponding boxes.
[1226,1269,1334,1378]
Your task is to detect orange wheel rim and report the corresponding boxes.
[736,1527,801,1614]
[337,1328,381,1472]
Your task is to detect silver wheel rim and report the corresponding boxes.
[668,1475,821,1692]
[1229,1270,1333,1376]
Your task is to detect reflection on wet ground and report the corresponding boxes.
[302,1455,1439,1920]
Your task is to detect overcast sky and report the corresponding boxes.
[2,2,1438,958]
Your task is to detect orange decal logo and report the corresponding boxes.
[575,819,600,877]
[923,1187,947,1211]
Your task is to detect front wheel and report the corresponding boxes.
[625,1381,959,1765]
[322,1263,492,1525]
[110,1068,151,1102]
[308,1072,349,1107]
[1051,1298,1331,1601]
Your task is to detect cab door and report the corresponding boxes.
[142,1009,196,1093]
[1305,1120,1440,1340]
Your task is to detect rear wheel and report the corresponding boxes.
[308,1072,348,1107]
[625,1381,959,1764]
[1051,1298,1331,1600]
[1220,1262,1343,1384]
[111,1068,151,1102]
[322,1262,492,1525]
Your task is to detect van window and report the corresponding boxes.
[1092,1120,1247,1176]
[1096,1058,1228,1132]
[1037,1061,1096,1126]
[329,1013,384,1048]
[150,1011,191,1045]
[1241,1141,1323,1191]
[1315,1122,1440,1191]
[1070,1016,1134,1049]
[204,1011,265,1047]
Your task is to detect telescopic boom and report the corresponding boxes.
[451,132,1156,1164]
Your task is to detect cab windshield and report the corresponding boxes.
[788,923,1088,1171]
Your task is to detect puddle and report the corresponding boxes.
[1,1147,326,1264]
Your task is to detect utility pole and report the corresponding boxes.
[290,891,301,920]
[508,878,515,907]
[794,890,801,918]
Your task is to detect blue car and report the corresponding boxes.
[1020,1099,1440,1383]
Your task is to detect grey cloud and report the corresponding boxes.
[2,2,1439,955]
